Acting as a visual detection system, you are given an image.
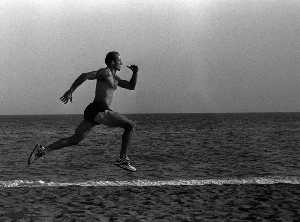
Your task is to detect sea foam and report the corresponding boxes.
[0,176,299,188]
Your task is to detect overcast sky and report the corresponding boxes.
[0,0,299,114]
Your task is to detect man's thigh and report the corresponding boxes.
[95,110,133,128]
[74,120,95,138]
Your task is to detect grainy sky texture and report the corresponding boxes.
[0,0,299,114]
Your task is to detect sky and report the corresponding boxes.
[0,0,299,114]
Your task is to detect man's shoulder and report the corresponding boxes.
[114,74,121,81]
[97,67,109,74]
[96,67,110,78]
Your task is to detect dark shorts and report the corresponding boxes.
[84,101,112,125]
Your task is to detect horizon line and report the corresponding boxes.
[0,111,300,116]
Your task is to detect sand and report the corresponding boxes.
[0,184,299,221]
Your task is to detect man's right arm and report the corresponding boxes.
[69,70,101,93]
[60,70,100,104]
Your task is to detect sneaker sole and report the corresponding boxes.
[114,163,137,172]
[27,144,39,166]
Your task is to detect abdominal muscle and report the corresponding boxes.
[93,80,116,106]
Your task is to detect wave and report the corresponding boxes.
[0,176,299,188]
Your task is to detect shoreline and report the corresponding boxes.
[1,184,299,221]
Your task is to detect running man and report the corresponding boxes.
[28,51,138,171]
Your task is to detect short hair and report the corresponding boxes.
[105,51,119,66]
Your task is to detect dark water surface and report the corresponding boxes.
[0,113,299,182]
[0,113,299,221]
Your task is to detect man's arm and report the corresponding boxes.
[117,65,138,90]
[60,70,99,104]
[69,70,100,92]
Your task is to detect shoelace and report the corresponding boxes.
[36,146,46,158]
[118,158,130,164]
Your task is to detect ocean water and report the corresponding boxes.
[0,113,300,221]
[0,113,300,183]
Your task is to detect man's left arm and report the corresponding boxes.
[117,65,138,90]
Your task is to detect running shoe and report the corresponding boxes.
[27,144,46,165]
[115,157,136,172]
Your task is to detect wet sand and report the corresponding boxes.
[0,184,299,221]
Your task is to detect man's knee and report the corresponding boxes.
[123,121,135,132]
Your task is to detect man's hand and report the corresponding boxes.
[60,89,73,104]
[127,65,138,73]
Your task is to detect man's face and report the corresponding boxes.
[113,54,123,71]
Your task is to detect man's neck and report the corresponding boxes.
[107,66,116,76]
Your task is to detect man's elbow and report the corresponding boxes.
[129,85,136,90]
[128,81,137,90]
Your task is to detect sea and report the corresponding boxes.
[0,113,299,221]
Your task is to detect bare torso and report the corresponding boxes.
[93,68,119,106]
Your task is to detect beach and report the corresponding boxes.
[0,113,300,221]
[1,184,299,221]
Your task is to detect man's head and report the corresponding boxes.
[105,51,123,71]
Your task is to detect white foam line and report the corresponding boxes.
[0,176,299,188]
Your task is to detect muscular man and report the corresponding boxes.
[28,51,138,171]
